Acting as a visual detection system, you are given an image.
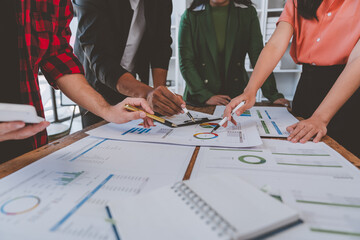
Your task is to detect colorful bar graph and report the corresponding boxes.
[261,121,270,134]
[256,110,263,119]
[122,127,152,135]
[265,110,271,119]
[271,121,282,135]
[54,171,84,186]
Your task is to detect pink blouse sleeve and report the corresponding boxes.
[277,0,296,29]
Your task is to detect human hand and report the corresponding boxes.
[0,121,50,142]
[222,92,256,127]
[146,86,185,116]
[286,116,328,143]
[205,95,231,106]
[103,98,155,128]
[273,98,291,108]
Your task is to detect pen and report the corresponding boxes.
[211,101,246,133]
[105,205,121,240]
[169,89,195,122]
[124,104,177,128]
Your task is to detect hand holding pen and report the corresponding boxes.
[146,86,186,117]
[211,101,246,133]
[168,89,195,122]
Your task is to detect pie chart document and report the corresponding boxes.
[0,137,194,240]
[87,118,262,148]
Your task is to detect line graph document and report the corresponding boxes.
[87,118,262,148]
[214,106,298,137]
[0,137,194,240]
[191,139,360,194]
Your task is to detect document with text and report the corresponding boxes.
[0,137,194,240]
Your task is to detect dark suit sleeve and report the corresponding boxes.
[72,0,127,92]
[179,11,214,104]
[247,6,284,102]
[149,0,173,70]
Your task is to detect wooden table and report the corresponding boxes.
[1,105,359,179]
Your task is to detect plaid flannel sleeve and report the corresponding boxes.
[40,0,84,88]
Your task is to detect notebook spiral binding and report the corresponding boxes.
[171,182,237,239]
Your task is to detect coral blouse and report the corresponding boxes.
[278,0,360,66]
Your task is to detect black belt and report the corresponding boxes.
[302,63,346,73]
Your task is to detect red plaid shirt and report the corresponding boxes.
[16,0,84,150]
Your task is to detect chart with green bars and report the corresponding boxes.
[192,139,360,182]
[282,190,360,238]
[54,171,84,186]
[192,139,360,239]
[213,106,299,138]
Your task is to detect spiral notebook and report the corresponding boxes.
[109,174,300,240]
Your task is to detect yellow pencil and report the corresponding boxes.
[125,104,177,128]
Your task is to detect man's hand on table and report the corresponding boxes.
[273,98,291,108]
[146,86,186,116]
[102,97,155,128]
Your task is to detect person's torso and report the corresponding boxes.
[287,0,360,65]
[184,3,257,99]
[74,0,166,104]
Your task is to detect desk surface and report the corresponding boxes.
[1,105,359,179]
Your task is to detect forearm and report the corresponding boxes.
[56,74,111,118]
[116,73,153,98]
[152,68,167,88]
[312,57,360,124]
[245,22,293,95]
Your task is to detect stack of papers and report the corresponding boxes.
[86,112,263,148]
[191,139,360,239]
[1,107,359,240]
[0,137,194,239]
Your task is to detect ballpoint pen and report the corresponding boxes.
[105,205,121,240]
[124,104,177,127]
[169,89,195,122]
[211,101,246,133]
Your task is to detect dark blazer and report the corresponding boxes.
[72,0,172,105]
[179,2,284,105]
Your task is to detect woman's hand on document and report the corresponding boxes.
[103,98,155,128]
[287,115,328,144]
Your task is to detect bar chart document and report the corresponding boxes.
[87,118,262,148]
[0,137,194,240]
[214,106,299,137]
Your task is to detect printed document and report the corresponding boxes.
[214,106,298,137]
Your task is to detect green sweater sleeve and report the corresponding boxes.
[179,11,214,104]
[247,7,284,103]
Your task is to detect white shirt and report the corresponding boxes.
[120,0,146,73]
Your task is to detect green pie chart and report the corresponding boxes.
[238,155,266,164]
